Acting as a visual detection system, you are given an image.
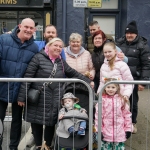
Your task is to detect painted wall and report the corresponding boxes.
[127,0,150,46]
[56,0,85,45]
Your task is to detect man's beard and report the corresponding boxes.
[45,36,54,44]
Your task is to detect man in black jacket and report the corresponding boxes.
[117,21,150,133]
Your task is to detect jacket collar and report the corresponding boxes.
[66,46,85,58]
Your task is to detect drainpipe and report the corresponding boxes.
[62,0,67,45]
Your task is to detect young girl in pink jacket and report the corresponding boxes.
[95,78,133,150]
[97,41,134,101]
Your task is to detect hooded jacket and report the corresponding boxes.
[64,46,95,78]
[95,94,133,142]
[17,50,91,126]
[0,26,38,103]
[97,57,133,97]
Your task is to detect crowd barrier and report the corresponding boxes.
[1,79,150,150]
[0,78,94,150]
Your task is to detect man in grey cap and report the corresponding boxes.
[117,20,150,133]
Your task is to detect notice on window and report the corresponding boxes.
[73,0,88,7]
[88,0,102,7]
[73,0,101,8]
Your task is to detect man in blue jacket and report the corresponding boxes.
[0,18,39,150]
[34,24,66,60]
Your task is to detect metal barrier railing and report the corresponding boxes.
[0,78,94,150]
[98,80,150,150]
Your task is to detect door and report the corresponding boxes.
[86,0,121,41]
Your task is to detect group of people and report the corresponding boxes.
[0,17,150,150]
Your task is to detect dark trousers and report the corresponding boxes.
[129,85,139,124]
[0,100,23,150]
[31,123,55,146]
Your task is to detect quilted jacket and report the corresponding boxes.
[64,46,95,78]
[95,94,133,142]
[0,26,38,103]
[97,57,133,97]
[17,50,91,126]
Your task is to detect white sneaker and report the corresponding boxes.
[132,123,137,134]
[26,134,35,148]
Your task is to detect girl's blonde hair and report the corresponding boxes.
[46,37,64,47]
[69,33,83,43]
[103,41,117,70]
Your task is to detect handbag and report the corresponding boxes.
[27,63,57,103]
[28,88,40,103]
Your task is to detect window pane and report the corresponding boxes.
[0,11,17,34]
[92,0,118,9]
[93,16,115,39]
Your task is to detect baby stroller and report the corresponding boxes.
[55,81,91,150]
[56,116,89,150]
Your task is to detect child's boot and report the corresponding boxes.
[77,127,85,136]
[68,126,76,137]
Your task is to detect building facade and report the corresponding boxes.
[0,0,150,46]
[57,0,150,46]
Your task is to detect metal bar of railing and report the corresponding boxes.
[0,78,94,150]
[98,80,150,149]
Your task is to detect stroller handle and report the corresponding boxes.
[59,116,89,121]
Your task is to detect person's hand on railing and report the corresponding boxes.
[18,101,25,107]
[138,85,145,91]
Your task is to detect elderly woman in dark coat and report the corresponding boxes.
[17,38,94,150]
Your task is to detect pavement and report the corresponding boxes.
[1,89,150,150]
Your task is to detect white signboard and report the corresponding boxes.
[73,0,87,7]
[73,0,102,8]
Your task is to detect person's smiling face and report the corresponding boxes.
[103,45,117,61]
[105,84,118,96]
[48,41,63,58]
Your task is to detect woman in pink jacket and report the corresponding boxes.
[95,78,133,150]
[97,41,134,101]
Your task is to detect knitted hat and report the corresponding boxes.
[61,92,79,105]
[125,21,138,34]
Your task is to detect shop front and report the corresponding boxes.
[0,0,55,41]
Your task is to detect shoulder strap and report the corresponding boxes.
[40,63,57,90]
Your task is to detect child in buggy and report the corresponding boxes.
[56,92,89,150]
[56,92,88,138]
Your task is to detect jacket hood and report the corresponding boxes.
[10,25,34,45]
[66,46,85,58]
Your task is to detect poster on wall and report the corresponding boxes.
[73,0,102,8]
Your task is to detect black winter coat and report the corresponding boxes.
[92,46,104,80]
[92,46,104,91]
[117,35,150,80]
[17,50,91,126]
